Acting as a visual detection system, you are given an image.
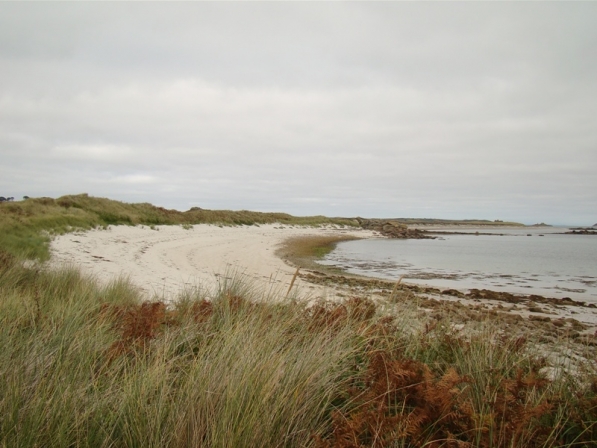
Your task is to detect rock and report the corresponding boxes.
[565,227,597,235]
[529,315,551,322]
[442,289,465,298]
[356,218,434,239]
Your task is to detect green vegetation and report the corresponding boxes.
[276,234,361,272]
[0,194,358,260]
[0,253,596,447]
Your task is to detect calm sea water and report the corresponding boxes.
[319,227,597,303]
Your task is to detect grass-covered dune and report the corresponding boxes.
[0,194,358,260]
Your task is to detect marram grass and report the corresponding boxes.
[1,252,596,447]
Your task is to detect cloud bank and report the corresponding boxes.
[1,2,596,224]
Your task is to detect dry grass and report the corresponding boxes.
[1,252,596,447]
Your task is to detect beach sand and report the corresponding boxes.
[50,223,376,300]
[49,223,597,333]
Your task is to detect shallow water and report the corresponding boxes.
[319,227,597,302]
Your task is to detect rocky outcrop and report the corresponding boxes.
[356,218,434,239]
[565,228,597,235]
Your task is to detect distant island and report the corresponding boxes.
[389,217,525,226]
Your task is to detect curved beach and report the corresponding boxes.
[50,224,376,300]
[50,223,597,331]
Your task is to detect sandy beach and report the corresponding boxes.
[50,223,597,332]
[50,224,377,300]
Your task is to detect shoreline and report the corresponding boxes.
[49,223,378,301]
[279,236,597,332]
[49,223,597,334]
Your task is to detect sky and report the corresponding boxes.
[1,2,596,225]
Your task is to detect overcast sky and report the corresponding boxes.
[1,2,596,225]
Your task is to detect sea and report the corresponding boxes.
[318,226,597,303]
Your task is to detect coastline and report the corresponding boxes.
[48,223,597,336]
[49,223,377,301]
[17,222,597,446]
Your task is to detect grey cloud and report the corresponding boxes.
[1,2,596,224]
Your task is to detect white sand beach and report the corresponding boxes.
[49,223,597,331]
[50,224,376,300]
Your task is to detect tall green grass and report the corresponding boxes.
[0,255,367,447]
[1,252,596,447]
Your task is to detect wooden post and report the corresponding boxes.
[286,267,300,299]
[389,275,404,301]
